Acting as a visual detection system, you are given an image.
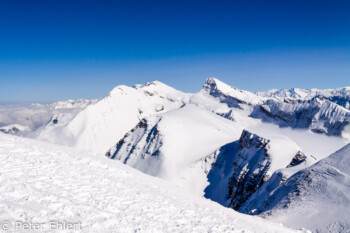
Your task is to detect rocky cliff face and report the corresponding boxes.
[203,130,274,210]
[204,130,313,213]
[227,130,272,210]
[105,117,164,176]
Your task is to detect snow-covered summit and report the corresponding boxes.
[36,81,188,153]
[202,77,264,106]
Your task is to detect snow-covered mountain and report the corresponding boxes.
[3,77,350,232]
[257,87,350,110]
[35,81,189,152]
[0,133,299,233]
[243,143,350,233]
[251,98,350,136]
[34,78,350,154]
[106,105,243,195]
[0,123,30,136]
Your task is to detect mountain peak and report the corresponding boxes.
[202,78,264,106]
[203,77,233,93]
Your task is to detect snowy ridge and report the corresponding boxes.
[203,77,265,107]
[36,82,188,152]
[34,78,350,154]
[245,143,350,233]
[0,133,301,233]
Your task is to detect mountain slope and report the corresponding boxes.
[106,105,243,195]
[0,133,299,233]
[247,143,350,233]
[36,81,189,152]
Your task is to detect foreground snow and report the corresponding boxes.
[0,133,301,233]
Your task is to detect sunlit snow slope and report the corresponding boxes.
[36,81,189,152]
[0,133,300,233]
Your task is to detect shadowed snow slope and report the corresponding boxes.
[0,133,300,233]
[203,130,301,209]
[250,143,350,233]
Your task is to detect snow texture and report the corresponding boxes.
[0,133,301,233]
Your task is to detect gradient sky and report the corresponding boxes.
[1,0,350,102]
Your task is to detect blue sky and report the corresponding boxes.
[0,0,350,102]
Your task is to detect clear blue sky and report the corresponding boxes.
[1,0,350,102]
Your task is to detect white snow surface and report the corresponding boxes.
[0,133,301,233]
[259,143,350,233]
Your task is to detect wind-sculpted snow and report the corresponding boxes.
[244,143,350,233]
[0,133,301,233]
